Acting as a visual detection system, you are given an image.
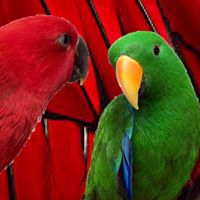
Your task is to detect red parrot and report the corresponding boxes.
[0,14,88,172]
[0,1,199,200]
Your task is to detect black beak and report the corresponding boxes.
[69,37,89,85]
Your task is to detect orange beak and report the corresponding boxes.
[116,55,143,110]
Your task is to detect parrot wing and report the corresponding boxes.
[0,101,39,171]
[85,95,134,199]
[121,126,134,199]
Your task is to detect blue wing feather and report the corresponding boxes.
[122,103,135,199]
[111,101,135,199]
[122,130,133,199]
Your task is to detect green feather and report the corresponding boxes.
[85,32,200,200]
[86,95,133,199]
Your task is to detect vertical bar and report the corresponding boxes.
[7,165,16,200]
[83,126,88,163]
[43,117,49,141]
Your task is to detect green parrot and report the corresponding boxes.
[85,31,200,200]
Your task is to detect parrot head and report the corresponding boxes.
[108,31,187,110]
[0,14,89,103]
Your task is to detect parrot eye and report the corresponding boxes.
[153,45,160,56]
[59,33,70,48]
